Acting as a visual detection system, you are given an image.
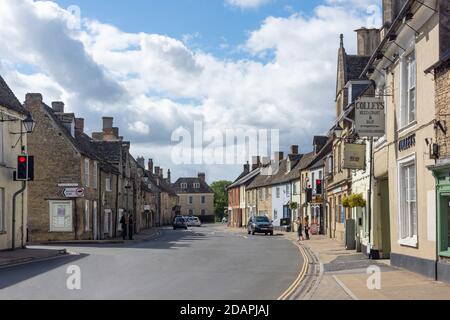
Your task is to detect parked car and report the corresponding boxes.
[187,216,202,227]
[248,216,274,236]
[173,216,188,230]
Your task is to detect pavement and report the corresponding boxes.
[0,224,302,300]
[0,248,68,269]
[281,232,450,300]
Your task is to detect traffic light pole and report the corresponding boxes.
[12,181,26,250]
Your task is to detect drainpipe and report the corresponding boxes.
[368,137,374,256]
[12,181,26,250]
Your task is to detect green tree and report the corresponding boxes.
[210,180,232,222]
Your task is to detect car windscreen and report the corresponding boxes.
[255,217,269,223]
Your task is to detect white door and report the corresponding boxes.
[93,201,98,240]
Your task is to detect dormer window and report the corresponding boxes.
[181,183,188,189]
[194,183,200,189]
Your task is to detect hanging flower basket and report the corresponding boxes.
[343,194,367,208]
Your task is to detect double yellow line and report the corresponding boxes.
[277,242,310,300]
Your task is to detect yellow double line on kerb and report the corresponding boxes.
[277,242,309,300]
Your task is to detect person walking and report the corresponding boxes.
[296,217,304,242]
[120,212,128,240]
[304,216,310,240]
[128,214,134,240]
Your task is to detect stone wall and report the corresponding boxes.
[436,61,450,159]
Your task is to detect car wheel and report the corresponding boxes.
[252,231,256,235]
[270,231,274,236]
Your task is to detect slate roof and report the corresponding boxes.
[346,55,370,82]
[172,177,214,194]
[92,141,123,164]
[0,75,29,116]
[227,168,260,189]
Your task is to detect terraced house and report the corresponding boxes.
[25,94,120,241]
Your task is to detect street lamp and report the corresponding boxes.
[23,114,36,134]
[333,124,344,139]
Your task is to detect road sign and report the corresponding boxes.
[63,187,85,198]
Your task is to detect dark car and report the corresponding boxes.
[248,216,274,236]
[173,216,188,230]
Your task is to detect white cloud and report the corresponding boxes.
[128,121,150,135]
[225,0,273,9]
[0,0,379,182]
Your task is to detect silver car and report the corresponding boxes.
[187,216,202,227]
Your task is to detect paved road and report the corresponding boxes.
[0,225,302,300]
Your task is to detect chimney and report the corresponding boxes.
[25,93,43,109]
[252,156,261,170]
[154,166,160,177]
[355,27,380,56]
[160,168,164,179]
[382,0,406,28]
[103,117,113,130]
[167,169,171,184]
[243,162,250,174]
[148,159,154,173]
[137,156,145,168]
[290,145,299,155]
[198,172,206,183]
[51,101,65,113]
[274,152,284,161]
[261,156,270,165]
[75,118,84,133]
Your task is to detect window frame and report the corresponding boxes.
[49,200,73,232]
[106,177,112,192]
[399,44,417,130]
[84,158,90,187]
[84,200,90,231]
[189,196,193,205]
[201,195,206,204]
[93,161,98,189]
[0,188,4,232]
[397,154,418,247]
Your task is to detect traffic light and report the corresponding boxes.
[17,155,28,181]
[15,155,34,181]
[316,179,322,195]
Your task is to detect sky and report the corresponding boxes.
[0,0,381,183]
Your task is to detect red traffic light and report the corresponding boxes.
[19,156,26,163]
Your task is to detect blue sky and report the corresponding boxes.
[1,0,378,182]
[53,0,322,58]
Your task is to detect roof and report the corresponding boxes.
[172,177,214,194]
[92,140,123,164]
[0,75,29,116]
[227,168,261,189]
[346,55,370,82]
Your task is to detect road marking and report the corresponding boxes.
[277,241,309,300]
[242,236,248,239]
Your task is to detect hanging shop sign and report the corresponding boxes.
[355,97,385,137]
[343,143,366,170]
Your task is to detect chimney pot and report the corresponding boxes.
[154,166,160,176]
[51,101,65,113]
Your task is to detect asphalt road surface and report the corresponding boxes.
[0,225,302,300]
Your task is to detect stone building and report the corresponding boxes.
[326,30,376,242]
[366,0,448,279]
[0,75,31,250]
[25,94,115,241]
[172,173,214,222]
[426,0,450,282]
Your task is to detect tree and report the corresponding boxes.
[210,180,232,222]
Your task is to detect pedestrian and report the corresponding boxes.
[128,214,134,240]
[120,212,128,240]
[296,217,304,242]
[304,216,310,240]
